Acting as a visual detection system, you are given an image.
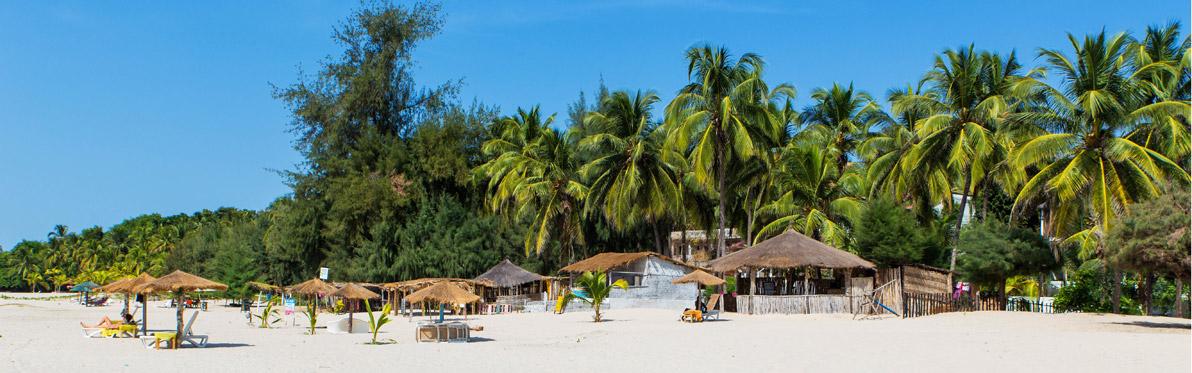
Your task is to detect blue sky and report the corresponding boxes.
[1,0,1187,250]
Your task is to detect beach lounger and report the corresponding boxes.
[416,321,470,343]
[140,311,208,349]
[703,293,722,321]
[86,296,109,307]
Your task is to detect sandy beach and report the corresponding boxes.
[1,292,1187,372]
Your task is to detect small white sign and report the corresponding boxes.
[319,267,329,280]
[284,298,295,315]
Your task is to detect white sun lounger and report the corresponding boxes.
[139,311,209,349]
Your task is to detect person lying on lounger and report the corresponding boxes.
[82,313,135,329]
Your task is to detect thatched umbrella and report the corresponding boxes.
[290,277,337,312]
[328,284,379,333]
[671,269,726,286]
[97,273,157,336]
[405,281,482,323]
[135,270,227,345]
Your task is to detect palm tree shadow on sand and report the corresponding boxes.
[1110,321,1191,330]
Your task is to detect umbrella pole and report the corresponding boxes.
[141,296,148,337]
[176,292,184,349]
[348,311,353,333]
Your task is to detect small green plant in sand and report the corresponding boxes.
[560,269,628,322]
[253,297,282,328]
[301,304,319,335]
[365,300,393,344]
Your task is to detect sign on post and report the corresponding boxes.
[319,267,329,280]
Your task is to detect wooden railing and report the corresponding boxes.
[902,293,1071,318]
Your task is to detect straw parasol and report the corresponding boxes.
[671,269,726,286]
[135,270,227,346]
[97,273,157,336]
[290,277,337,313]
[291,277,337,295]
[474,259,545,288]
[405,281,482,323]
[328,284,379,333]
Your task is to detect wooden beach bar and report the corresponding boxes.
[706,230,878,315]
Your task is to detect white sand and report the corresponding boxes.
[2,292,1188,372]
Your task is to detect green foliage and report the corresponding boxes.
[560,270,629,322]
[956,221,1057,286]
[365,300,393,344]
[1104,181,1191,280]
[1054,269,1113,313]
[253,297,283,328]
[854,196,945,267]
[302,303,319,335]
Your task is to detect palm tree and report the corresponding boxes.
[1126,22,1190,166]
[755,144,865,248]
[861,83,953,223]
[797,83,883,173]
[579,90,683,254]
[898,46,1030,271]
[666,44,774,257]
[559,269,629,322]
[1010,31,1190,257]
[5,242,43,291]
[476,106,554,219]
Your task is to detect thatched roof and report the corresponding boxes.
[558,251,697,273]
[474,260,546,288]
[134,270,227,294]
[671,270,726,286]
[248,281,281,292]
[289,277,337,295]
[404,281,481,305]
[329,283,379,299]
[706,230,876,272]
[383,278,491,292]
[97,273,157,294]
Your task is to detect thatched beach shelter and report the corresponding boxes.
[559,252,699,309]
[706,230,876,314]
[671,269,726,286]
[474,259,555,302]
[405,281,482,322]
[382,278,490,316]
[329,284,379,333]
[290,277,337,312]
[135,271,227,345]
[97,273,156,336]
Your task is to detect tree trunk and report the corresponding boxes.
[1142,272,1153,316]
[176,293,184,347]
[998,278,1007,310]
[652,221,662,255]
[949,164,974,272]
[745,188,754,246]
[681,227,689,262]
[1176,278,1185,318]
[1112,269,1121,313]
[716,132,728,259]
[748,267,756,296]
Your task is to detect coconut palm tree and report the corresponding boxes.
[1126,22,1190,166]
[476,106,554,219]
[898,46,1031,271]
[755,144,865,248]
[861,83,953,223]
[1010,31,1190,257]
[666,44,774,257]
[797,83,883,173]
[559,269,629,322]
[579,90,683,253]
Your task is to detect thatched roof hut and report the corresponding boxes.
[97,273,157,294]
[474,260,545,288]
[559,252,696,273]
[706,230,876,272]
[671,269,726,286]
[382,278,490,293]
[290,277,337,295]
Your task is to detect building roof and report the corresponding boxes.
[706,230,876,272]
[474,259,547,288]
[559,251,697,273]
